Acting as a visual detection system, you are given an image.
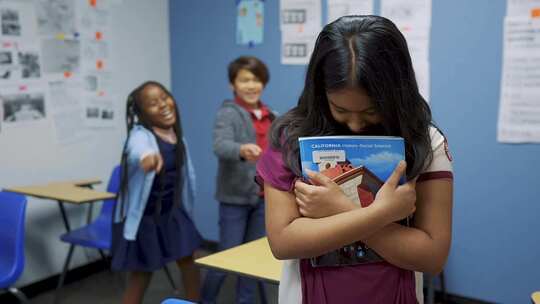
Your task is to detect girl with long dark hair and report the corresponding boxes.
[257,16,453,303]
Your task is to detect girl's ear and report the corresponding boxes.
[229,83,236,93]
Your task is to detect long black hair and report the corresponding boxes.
[118,81,186,217]
[270,15,433,179]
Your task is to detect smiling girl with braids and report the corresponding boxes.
[112,81,202,304]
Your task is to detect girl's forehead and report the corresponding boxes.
[326,88,373,111]
[141,85,166,99]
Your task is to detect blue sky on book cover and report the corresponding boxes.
[299,136,405,183]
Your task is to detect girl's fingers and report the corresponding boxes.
[306,169,333,187]
[294,180,311,194]
[386,160,406,188]
[155,154,164,172]
[295,196,307,210]
[294,189,309,203]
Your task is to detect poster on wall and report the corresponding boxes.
[0,41,41,82]
[35,0,77,36]
[81,38,108,71]
[0,46,17,80]
[381,0,432,100]
[0,1,38,40]
[280,0,321,65]
[506,0,540,16]
[281,28,318,65]
[84,95,115,128]
[497,16,540,143]
[236,0,264,46]
[327,0,373,24]
[0,88,46,125]
[48,79,88,143]
[280,0,321,32]
[41,38,80,75]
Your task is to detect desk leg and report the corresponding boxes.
[57,201,71,232]
[83,185,94,224]
[258,281,268,304]
[55,244,75,304]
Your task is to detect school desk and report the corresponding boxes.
[4,180,115,232]
[196,237,281,284]
[532,291,540,304]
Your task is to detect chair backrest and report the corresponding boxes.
[97,165,121,219]
[0,191,27,288]
[161,299,194,304]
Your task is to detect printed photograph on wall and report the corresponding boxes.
[1,8,21,36]
[0,50,16,79]
[18,50,41,79]
[1,92,46,123]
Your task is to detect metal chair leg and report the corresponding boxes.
[7,287,29,303]
[439,271,447,303]
[426,273,435,304]
[163,264,177,290]
[97,249,111,271]
[425,271,447,304]
[54,244,75,304]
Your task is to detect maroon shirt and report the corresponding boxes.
[235,96,273,151]
[256,146,418,304]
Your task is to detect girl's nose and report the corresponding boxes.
[347,119,366,133]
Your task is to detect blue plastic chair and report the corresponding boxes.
[55,165,178,300]
[161,298,194,304]
[55,166,121,295]
[0,191,28,303]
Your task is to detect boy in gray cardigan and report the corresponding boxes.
[202,56,275,304]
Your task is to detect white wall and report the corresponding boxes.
[0,0,171,286]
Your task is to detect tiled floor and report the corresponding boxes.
[29,262,278,304]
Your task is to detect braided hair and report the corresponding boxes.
[117,81,186,218]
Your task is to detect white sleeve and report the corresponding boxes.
[418,127,453,182]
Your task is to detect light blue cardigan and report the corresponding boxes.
[114,124,196,241]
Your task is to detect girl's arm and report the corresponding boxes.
[364,178,452,275]
[265,161,416,259]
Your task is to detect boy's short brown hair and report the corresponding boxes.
[228,56,270,86]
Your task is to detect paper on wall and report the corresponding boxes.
[327,0,373,24]
[497,16,540,143]
[0,0,38,40]
[280,0,321,33]
[236,0,264,45]
[281,28,318,65]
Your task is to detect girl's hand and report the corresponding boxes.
[372,161,417,223]
[240,143,262,162]
[140,153,163,173]
[294,170,355,218]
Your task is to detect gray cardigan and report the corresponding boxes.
[212,100,275,205]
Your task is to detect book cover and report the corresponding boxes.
[298,135,406,267]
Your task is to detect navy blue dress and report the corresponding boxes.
[111,137,202,272]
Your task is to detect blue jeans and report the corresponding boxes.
[201,199,266,304]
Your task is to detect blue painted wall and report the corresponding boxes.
[170,1,540,303]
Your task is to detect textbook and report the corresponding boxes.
[298,135,406,267]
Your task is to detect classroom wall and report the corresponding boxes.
[0,0,171,286]
[170,0,540,303]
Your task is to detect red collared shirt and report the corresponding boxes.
[235,96,273,151]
